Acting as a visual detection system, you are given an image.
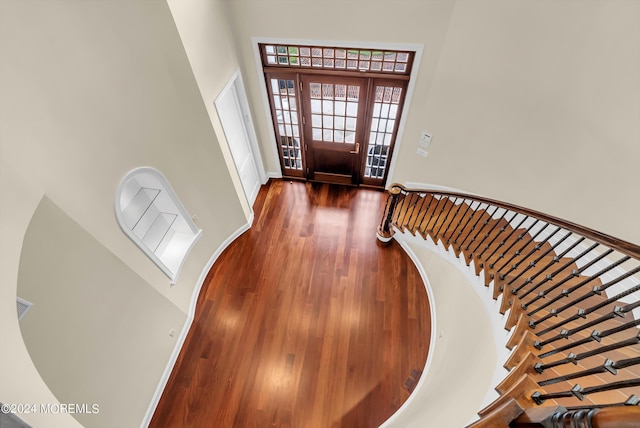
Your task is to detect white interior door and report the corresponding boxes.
[216,74,263,206]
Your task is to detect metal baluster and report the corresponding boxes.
[528,250,621,322]
[482,214,531,273]
[501,226,561,283]
[424,195,448,237]
[471,207,509,256]
[538,356,640,386]
[535,279,640,335]
[518,236,585,300]
[478,211,518,260]
[495,222,550,273]
[413,193,438,237]
[532,378,640,405]
[433,196,458,241]
[565,395,640,411]
[447,199,479,245]
[498,224,559,283]
[537,323,640,360]
[453,201,483,248]
[538,261,637,331]
[392,192,408,227]
[464,205,500,251]
[488,219,539,269]
[405,193,429,233]
[522,243,601,311]
[511,230,573,293]
[397,192,419,230]
[534,300,640,349]
[457,203,492,252]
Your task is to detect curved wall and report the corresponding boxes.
[382,234,507,428]
[18,197,186,428]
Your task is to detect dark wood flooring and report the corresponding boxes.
[150,180,432,428]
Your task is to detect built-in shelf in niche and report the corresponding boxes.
[115,168,201,282]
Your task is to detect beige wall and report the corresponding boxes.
[19,197,186,428]
[393,0,640,245]
[167,0,256,220]
[0,0,245,426]
[227,0,640,245]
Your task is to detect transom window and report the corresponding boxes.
[261,44,413,75]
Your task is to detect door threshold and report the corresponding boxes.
[312,172,353,186]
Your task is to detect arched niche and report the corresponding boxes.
[115,167,201,282]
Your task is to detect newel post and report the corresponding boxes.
[377,184,403,244]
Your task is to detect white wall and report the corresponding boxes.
[0,0,245,426]
[226,0,640,245]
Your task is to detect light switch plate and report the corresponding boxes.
[419,131,432,148]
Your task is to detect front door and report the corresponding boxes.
[300,75,367,185]
[262,44,414,188]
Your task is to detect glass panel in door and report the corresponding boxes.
[301,75,367,185]
[266,74,305,178]
[361,80,407,186]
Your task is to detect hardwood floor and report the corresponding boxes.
[150,180,432,428]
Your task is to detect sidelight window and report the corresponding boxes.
[269,77,304,175]
[365,84,404,179]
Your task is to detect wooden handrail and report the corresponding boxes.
[378,183,640,427]
[381,183,640,259]
[512,406,640,427]
[591,407,640,428]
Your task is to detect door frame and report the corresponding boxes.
[252,38,424,188]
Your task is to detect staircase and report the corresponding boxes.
[378,184,640,427]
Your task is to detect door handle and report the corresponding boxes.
[350,143,360,154]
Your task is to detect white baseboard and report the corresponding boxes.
[140,214,253,428]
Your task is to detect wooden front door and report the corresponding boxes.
[262,44,413,188]
[300,75,367,185]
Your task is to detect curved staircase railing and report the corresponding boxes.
[378,183,640,428]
